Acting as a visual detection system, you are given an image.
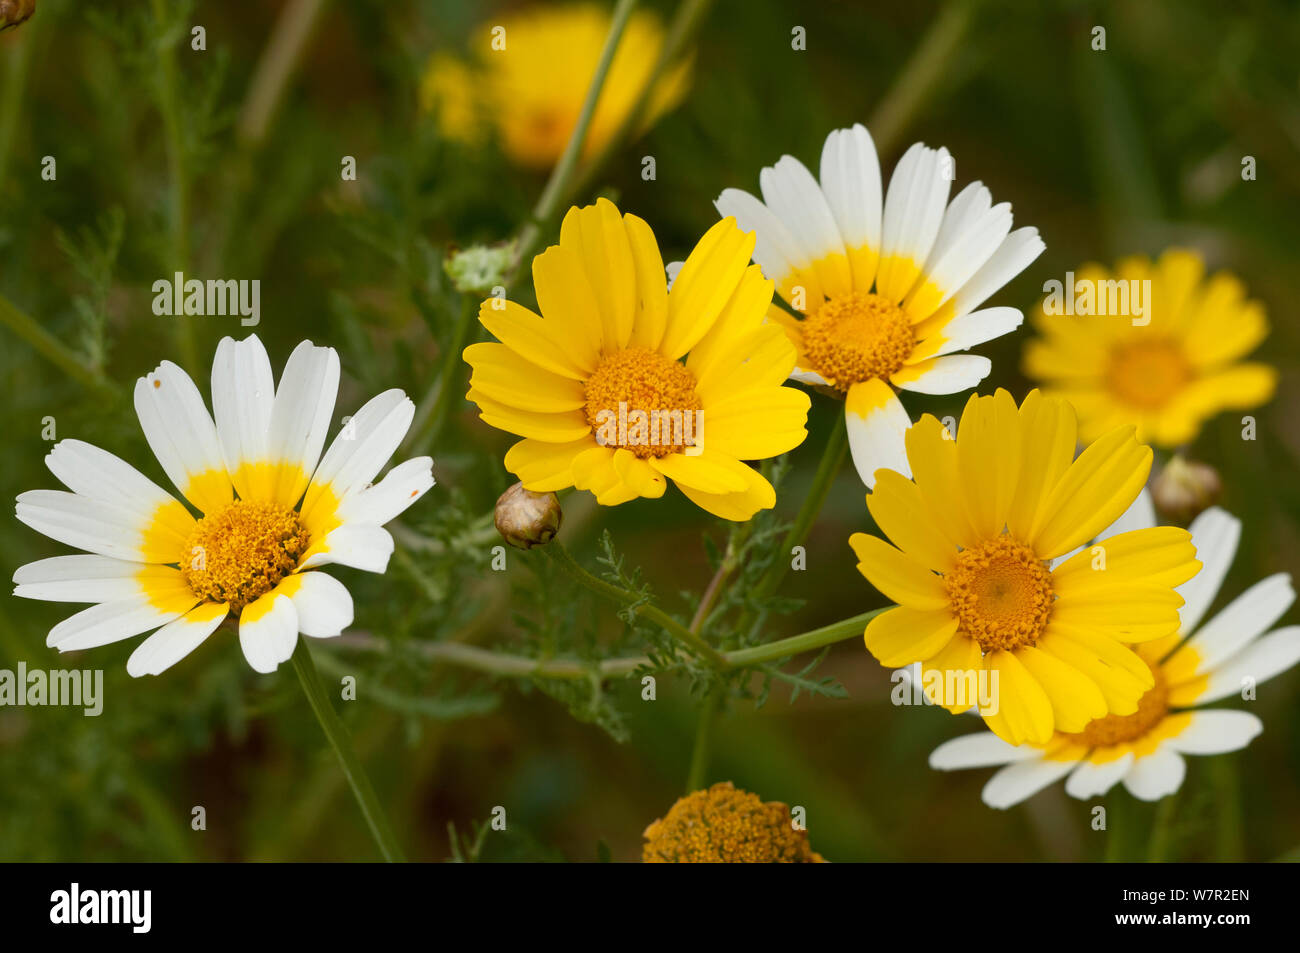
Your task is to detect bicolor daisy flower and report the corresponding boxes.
[929,497,1299,807]
[715,123,1044,487]
[421,3,690,168]
[1023,248,1277,447]
[13,335,434,676]
[851,388,1201,746]
[464,198,810,521]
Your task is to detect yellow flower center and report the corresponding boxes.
[800,292,915,391]
[945,535,1055,652]
[1106,339,1192,410]
[181,499,310,612]
[1065,667,1168,747]
[642,781,825,863]
[583,347,703,459]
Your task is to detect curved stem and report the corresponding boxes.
[290,639,406,862]
[685,689,719,793]
[544,543,728,668]
[0,293,118,399]
[510,0,640,277]
[724,608,884,668]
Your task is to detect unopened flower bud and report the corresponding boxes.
[1152,455,1222,523]
[494,482,561,549]
[0,0,35,31]
[444,241,515,296]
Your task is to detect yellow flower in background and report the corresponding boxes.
[930,496,1300,808]
[1023,248,1277,448]
[851,388,1200,747]
[642,782,826,862]
[464,198,810,521]
[421,4,691,168]
[716,123,1044,488]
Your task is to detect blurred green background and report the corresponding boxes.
[1,0,1297,861]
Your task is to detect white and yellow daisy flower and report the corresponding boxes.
[13,335,434,677]
[715,123,1045,487]
[929,496,1299,807]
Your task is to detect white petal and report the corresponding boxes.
[759,155,847,269]
[912,306,1024,360]
[819,123,882,277]
[877,143,952,302]
[44,439,180,519]
[284,572,354,638]
[943,226,1045,319]
[336,457,435,526]
[981,758,1077,809]
[14,554,148,603]
[134,359,232,514]
[1176,507,1241,633]
[126,602,229,677]
[1064,753,1134,799]
[17,490,161,563]
[845,379,911,489]
[1121,747,1186,801]
[267,340,340,505]
[714,187,805,299]
[47,594,196,651]
[1164,710,1262,755]
[892,354,991,396]
[238,593,298,674]
[789,367,831,386]
[929,731,1038,769]
[300,524,395,573]
[1185,573,1295,674]
[300,390,414,525]
[908,193,1013,318]
[212,334,275,494]
[1195,626,1300,704]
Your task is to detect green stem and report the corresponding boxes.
[0,292,118,398]
[290,639,406,862]
[743,413,848,639]
[566,0,712,212]
[724,608,884,668]
[544,542,728,667]
[236,0,330,147]
[685,690,719,793]
[510,0,640,277]
[1210,757,1243,861]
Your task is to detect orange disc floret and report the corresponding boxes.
[642,781,825,863]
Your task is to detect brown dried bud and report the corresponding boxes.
[1152,455,1222,523]
[494,482,561,549]
[0,0,35,31]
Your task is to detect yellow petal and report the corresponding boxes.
[862,605,959,668]
[1006,390,1077,541]
[956,389,1021,539]
[980,650,1054,746]
[867,469,960,573]
[848,532,948,609]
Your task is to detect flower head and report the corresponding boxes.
[421,4,690,168]
[930,496,1299,807]
[13,335,434,676]
[642,782,824,863]
[0,0,35,31]
[494,482,561,549]
[1023,248,1276,447]
[464,198,810,521]
[715,123,1044,487]
[852,388,1201,746]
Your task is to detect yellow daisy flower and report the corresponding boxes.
[13,335,434,676]
[930,498,1299,807]
[464,198,811,521]
[716,123,1045,487]
[421,3,691,168]
[1023,248,1277,447]
[642,782,825,863]
[851,388,1201,746]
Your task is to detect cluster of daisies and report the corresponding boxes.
[13,10,1291,824]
